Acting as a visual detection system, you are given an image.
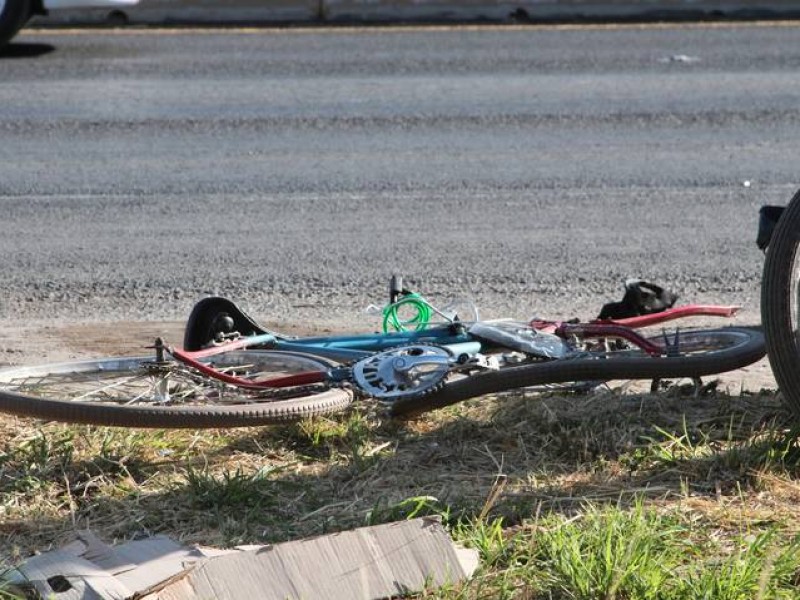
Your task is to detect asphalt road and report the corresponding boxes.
[1,24,799,331]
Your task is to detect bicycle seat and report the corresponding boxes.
[183,297,269,350]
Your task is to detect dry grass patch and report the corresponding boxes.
[2,384,800,598]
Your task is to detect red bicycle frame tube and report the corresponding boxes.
[169,338,327,389]
[555,323,664,356]
[533,304,741,357]
[593,305,740,327]
[180,333,277,359]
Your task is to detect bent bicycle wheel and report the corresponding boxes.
[0,350,353,428]
[762,188,800,420]
[390,327,765,417]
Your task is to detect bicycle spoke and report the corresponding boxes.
[72,373,151,402]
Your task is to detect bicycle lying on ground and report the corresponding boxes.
[0,278,765,428]
[760,188,800,421]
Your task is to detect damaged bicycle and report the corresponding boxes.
[0,275,765,428]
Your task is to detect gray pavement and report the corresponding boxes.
[28,0,800,27]
[1,25,798,329]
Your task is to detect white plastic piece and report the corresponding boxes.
[469,321,568,359]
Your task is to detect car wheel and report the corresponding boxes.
[0,0,32,48]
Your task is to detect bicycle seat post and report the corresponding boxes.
[390,274,403,305]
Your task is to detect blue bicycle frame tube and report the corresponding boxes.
[271,325,475,362]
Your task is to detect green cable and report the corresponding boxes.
[382,293,433,332]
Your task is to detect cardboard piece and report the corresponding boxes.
[14,550,132,600]
[16,531,207,599]
[151,517,476,600]
[14,518,478,600]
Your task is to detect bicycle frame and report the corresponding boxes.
[167,304,741,389]
[168,327,477,389]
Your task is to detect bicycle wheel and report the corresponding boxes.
[762,188,800,419]
[390,327,765,417]
[0,350,353,428]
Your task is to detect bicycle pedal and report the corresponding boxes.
[328,367,353,383]
[459,354,500,370]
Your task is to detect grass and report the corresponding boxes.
[3,384,800,598]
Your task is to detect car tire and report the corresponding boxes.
[0,0,32,48]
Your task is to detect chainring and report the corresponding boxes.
[352,345,452,400]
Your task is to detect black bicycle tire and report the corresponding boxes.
[0,0,30,48]
[390,327,765,417]
[762,188,800,420]
[0,351,354,428]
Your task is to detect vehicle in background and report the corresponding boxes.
[0,0,137,47]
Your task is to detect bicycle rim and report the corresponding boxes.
[0,350,353,428]
[390,327,765,417]
[593,328,757,359]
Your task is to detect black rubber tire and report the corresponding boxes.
[0,0,31,48]
[762,188,800,420]
[390,327,765,417]
[0,350,354,428]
